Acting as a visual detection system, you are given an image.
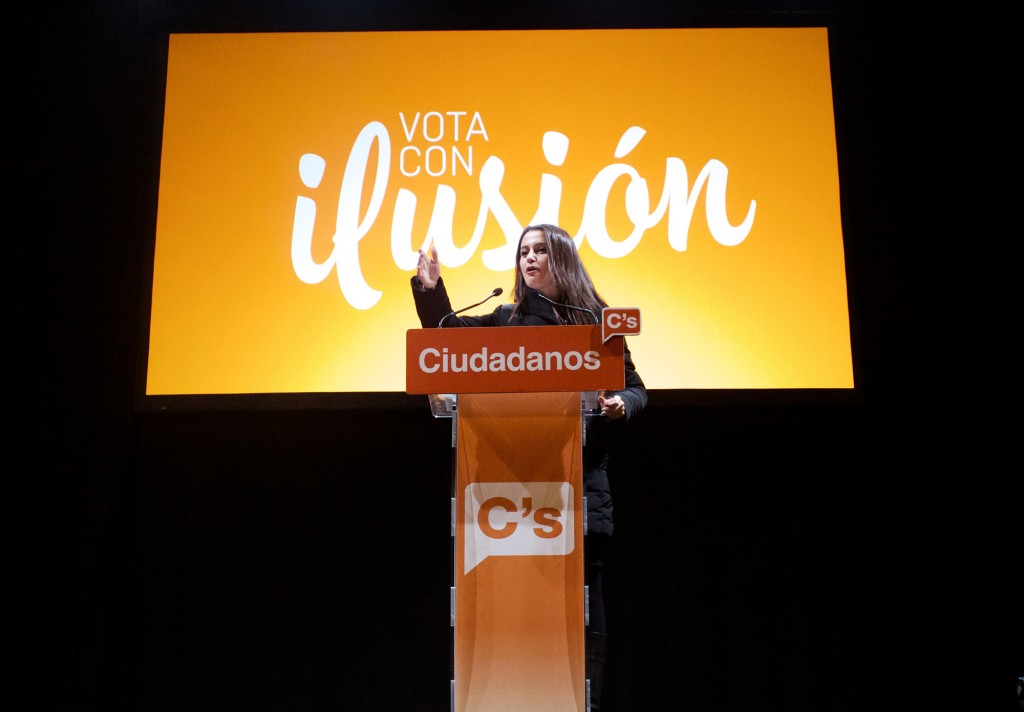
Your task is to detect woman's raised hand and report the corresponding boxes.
[417,245,440,290]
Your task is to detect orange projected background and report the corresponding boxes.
[146,28,852,396]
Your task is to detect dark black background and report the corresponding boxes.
[18,2,1017,711]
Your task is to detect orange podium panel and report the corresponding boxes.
[454,391,586,712]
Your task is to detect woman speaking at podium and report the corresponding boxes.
[410,223,647,711]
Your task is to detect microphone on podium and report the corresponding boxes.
[438,287,504,327]
[532,291,598,324]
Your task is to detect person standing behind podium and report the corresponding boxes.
[410,223,647,711]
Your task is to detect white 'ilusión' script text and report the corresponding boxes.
[291,113,756,309]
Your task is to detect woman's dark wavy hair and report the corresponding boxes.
[510,224,607,324]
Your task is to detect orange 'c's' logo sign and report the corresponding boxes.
[602,308,642,343]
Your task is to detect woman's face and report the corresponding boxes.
[519,229,557,299]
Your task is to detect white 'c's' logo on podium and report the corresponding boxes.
[464,482,574,572]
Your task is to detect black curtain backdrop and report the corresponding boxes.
[18,2,1017,711]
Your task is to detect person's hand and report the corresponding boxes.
[598,393,626,420]
[417,245,440,289]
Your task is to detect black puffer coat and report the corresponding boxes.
[411,276,647,535]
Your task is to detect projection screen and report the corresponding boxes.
[143,28,854,401]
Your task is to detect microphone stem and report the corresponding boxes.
[438,289,502,327]
[535,292,598,324]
